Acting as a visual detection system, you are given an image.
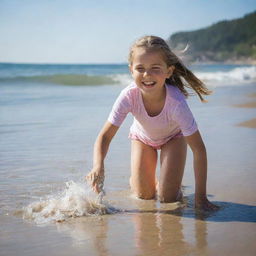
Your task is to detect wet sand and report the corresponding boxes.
[2,195,256,256]
[237,118,256,128]
[1,84,256,256]
[234,92,256,128]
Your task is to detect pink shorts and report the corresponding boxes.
[129,131,183,150]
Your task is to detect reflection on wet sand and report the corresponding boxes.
[55,202,211,256]
[52,192,256,255]
[56,216,109,256]
[194,217,208,255]
[133,213,191,256]
[132,211,209,256]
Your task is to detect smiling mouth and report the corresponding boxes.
[142,81,156,87]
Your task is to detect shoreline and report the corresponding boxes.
[1,59,256,66]
[189,56,256,65]
[233,92,256,128]
[191,60,256,65]
[1,77,256,256]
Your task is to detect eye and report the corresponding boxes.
[136,67,145,73]
[151,67,162,73]
[152,66,161,70]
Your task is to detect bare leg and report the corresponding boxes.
[130,140,158,200]
[158,136,187,203]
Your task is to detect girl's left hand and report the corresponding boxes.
[195,197,220,211]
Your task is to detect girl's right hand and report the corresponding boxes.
[85,167,105,194]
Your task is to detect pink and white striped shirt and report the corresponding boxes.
[108,82,198,148]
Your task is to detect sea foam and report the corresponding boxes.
[112,66,256,87]
[23,181,117,224]
[1,65,255,87]
[195,66,256,86]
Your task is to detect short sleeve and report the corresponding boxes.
[107,88,132,127]
[172,100,198,136]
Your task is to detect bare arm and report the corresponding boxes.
[185,130,219,210]
[93,121,119,171]
[86,121,119,192]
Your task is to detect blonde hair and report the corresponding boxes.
[128,35,211,102]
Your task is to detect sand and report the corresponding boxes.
[1,84,256,256]
[237,118,256,128]
[234,93,256,128]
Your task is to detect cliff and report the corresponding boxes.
[168,11,256,63]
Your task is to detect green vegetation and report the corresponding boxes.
[168,11,256,62]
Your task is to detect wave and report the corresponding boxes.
[0,74,120,86]
[0,66,255,87]
[195,66,256,86]
[23,181,118,224]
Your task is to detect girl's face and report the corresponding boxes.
[129,47,174,94]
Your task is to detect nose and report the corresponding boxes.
[143,69,152,77]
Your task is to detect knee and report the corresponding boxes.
[158,194,177,203]
[130,177,156,200]
[131,184,156,200]
[158,189,182,203]
[131,185,156,200]
[136,192,156,200]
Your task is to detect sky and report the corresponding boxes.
[0,0,255,64]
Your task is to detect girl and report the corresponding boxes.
[86,35,219,211]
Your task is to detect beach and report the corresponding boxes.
[234,93,256,128]
[0,63,256,256]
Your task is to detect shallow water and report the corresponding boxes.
[0,64,256,255]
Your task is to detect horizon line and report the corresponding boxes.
[0,61,129,65]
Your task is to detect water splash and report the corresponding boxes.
[23,181,117,224]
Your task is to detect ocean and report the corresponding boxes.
[0,63,256,256]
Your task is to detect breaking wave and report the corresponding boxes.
[0,65,254,87]
[0,74,119,86]
[195,66,256,86]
